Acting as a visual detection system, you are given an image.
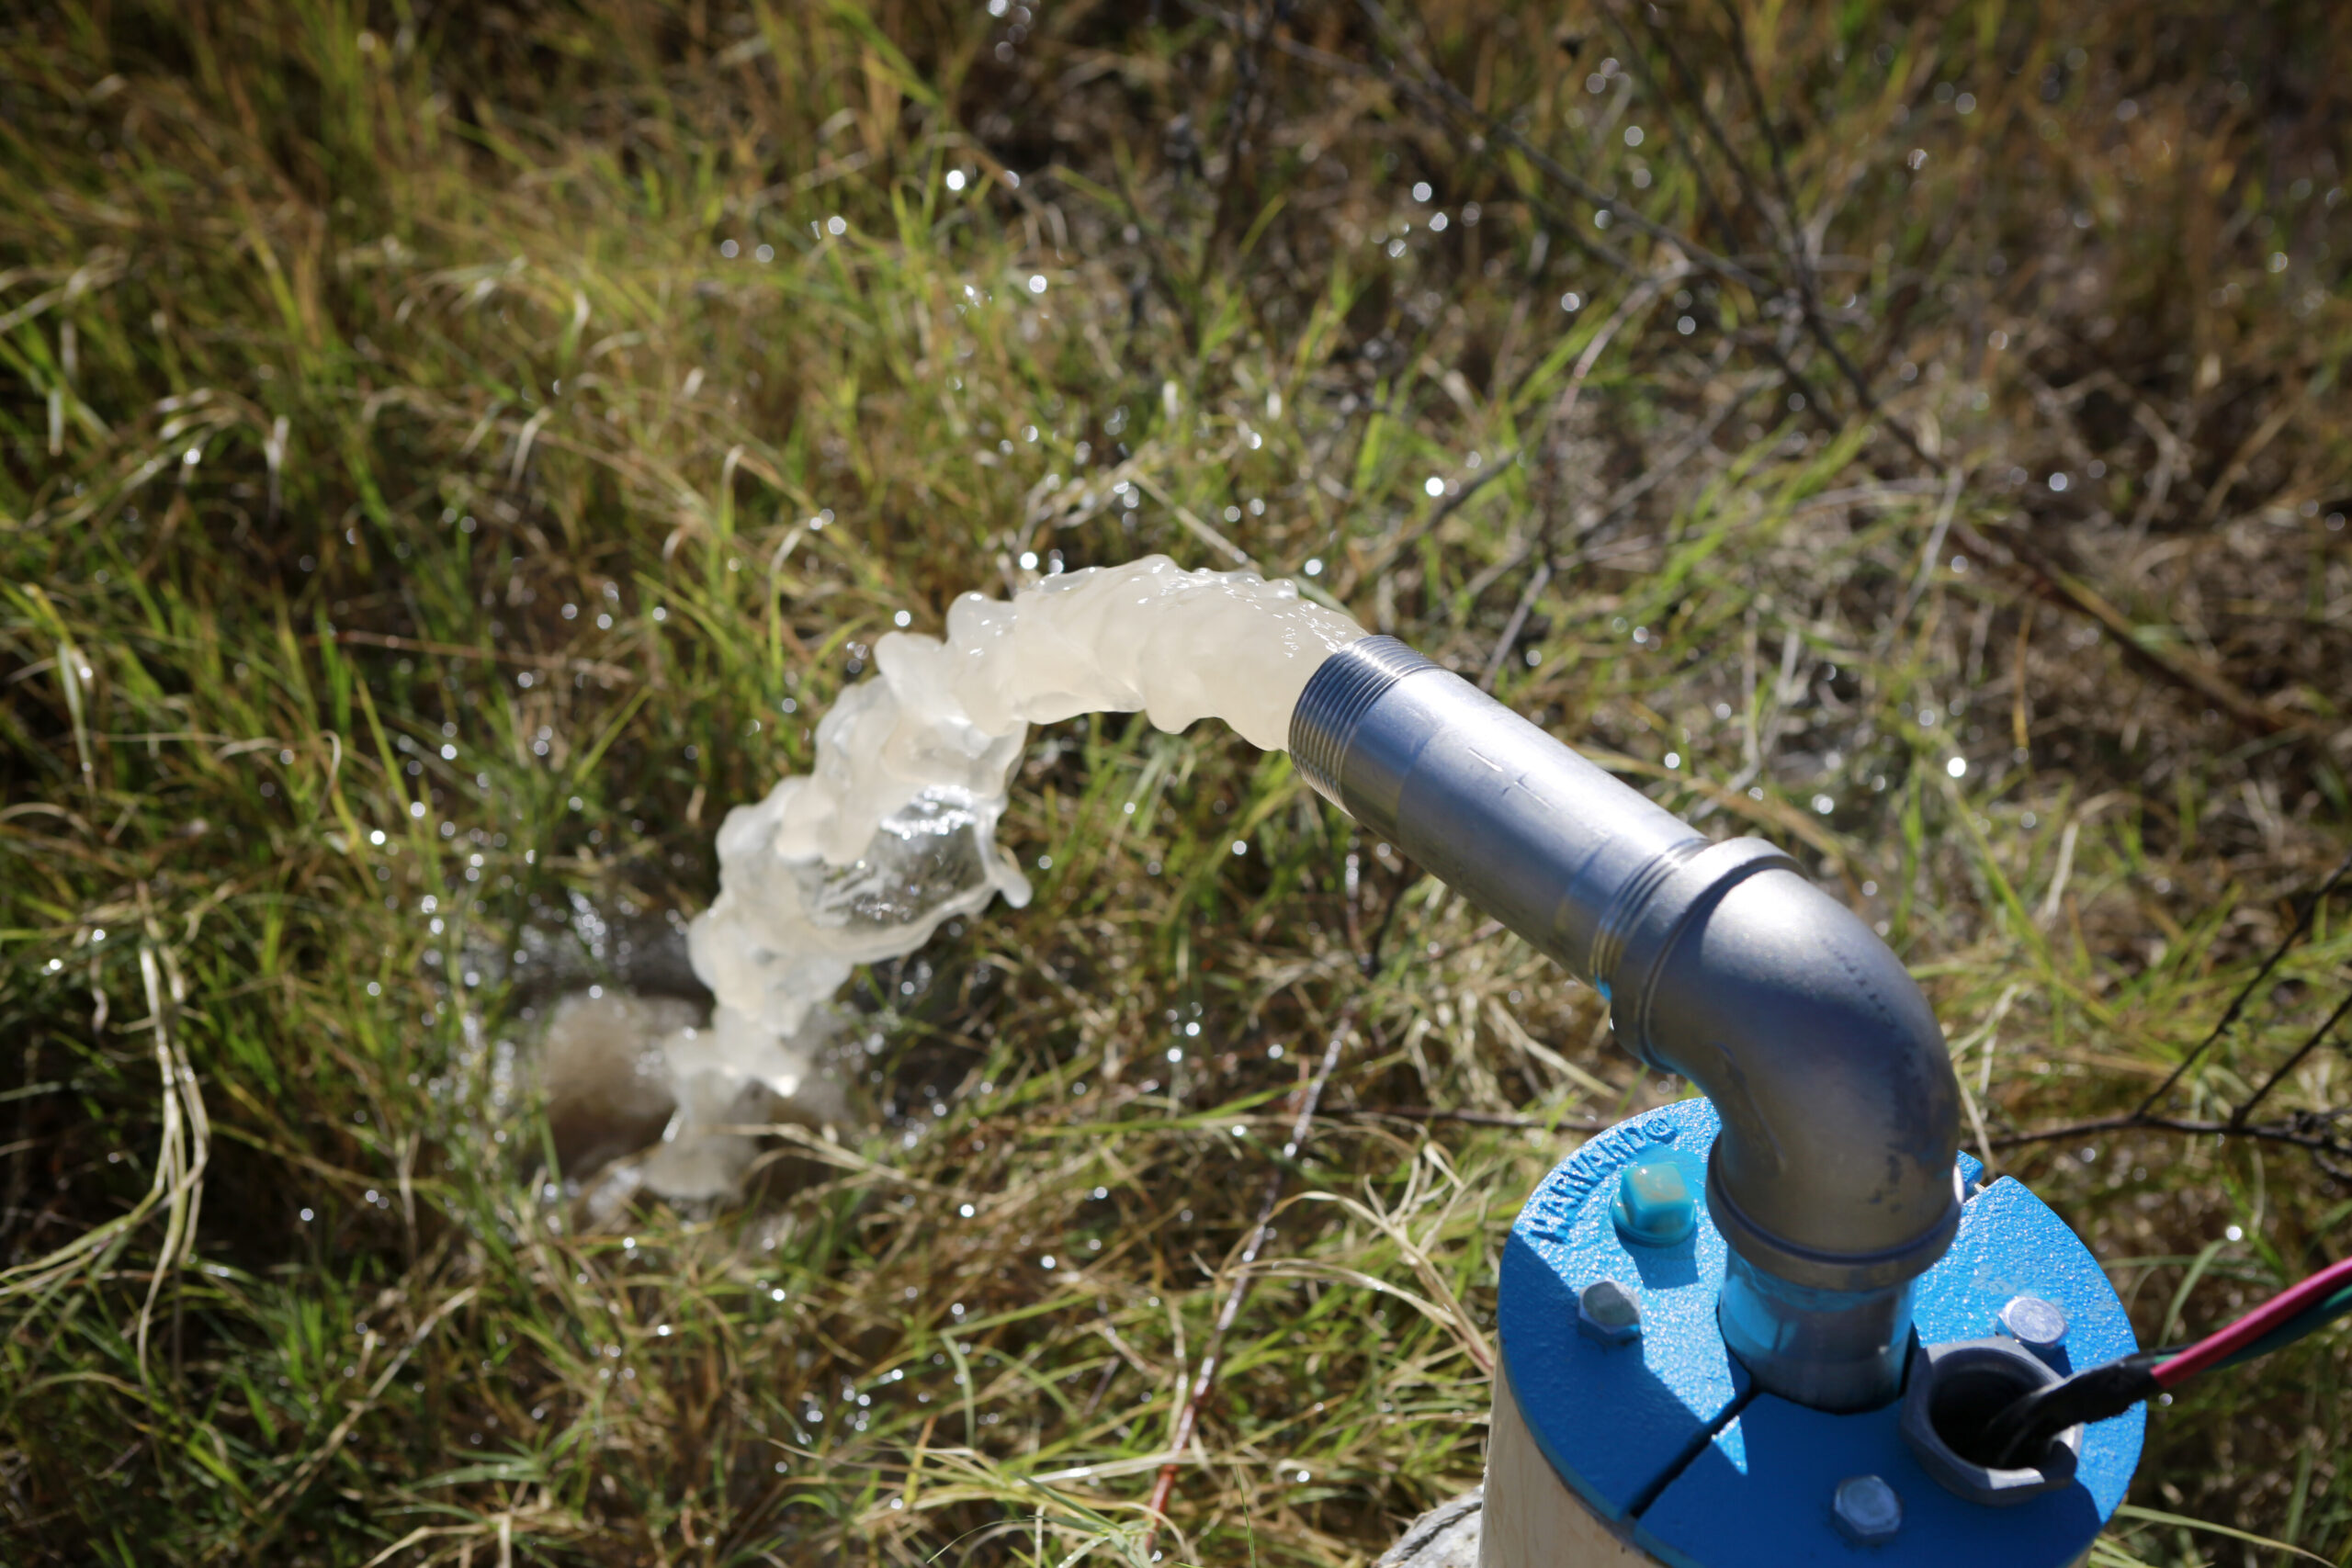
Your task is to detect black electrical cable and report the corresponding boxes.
[1983,1351,2165,1469]
[1984,1256,2352,1468]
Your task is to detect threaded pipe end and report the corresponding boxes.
[1288,636,1436,804]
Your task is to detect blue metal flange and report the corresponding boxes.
[1497,1099,1747,1521]
[1498,1104,2143,1566]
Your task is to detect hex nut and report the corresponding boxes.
[1831,1474,1903,1545]
[1901,1337,2082,1506]
[1996,1294,2069,1354]
[1577,1278,1642,1348]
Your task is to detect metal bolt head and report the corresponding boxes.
[1577,1278,1642,1348]
[1997,1294,2069,1352]
[1831,1474,1903,1545]
[1612,1156,1697,1247]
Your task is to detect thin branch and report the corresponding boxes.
[314,628,640,686]
[2133,849,2352,1117]
[1479,378,1758,685]
[1138,1006,1355,1551]
[2232,987,2352,1130]
[1876,464,1967,653]
[1480,558,1552,692]
[1355,0,1759,289]
[1712,0,1804,240]
[1619,0,1934,468]
[1362,868,1427,976]
[1989,1111,2351,1163]
[1359,447,1521,582]
[1955,516,2304,739]
[1600,1,1763,279]
[1330,1105,1606,1133]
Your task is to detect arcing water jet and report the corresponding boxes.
[544,555,1363,1200]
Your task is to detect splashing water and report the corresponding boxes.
[545,555,1365,1200]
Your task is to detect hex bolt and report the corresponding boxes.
[1997,1294,2069,1353]
[1831,1474,1903,1546]
[1577,1279,1642,1348]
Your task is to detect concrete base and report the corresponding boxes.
[1375,1489,1482,1568]
[1478,1368,1662,1568]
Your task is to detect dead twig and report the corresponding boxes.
[1480,558,1552,692]
[1356,449,1520,584]
[2232,987,2352,1131]
[1138,1005,1356,1551]
[1989,1111,2350,1165]
[2134,849,2352,1118]
[1330,1106,1605,1134]
[314,627,641,687]
[1955,516,2304,739]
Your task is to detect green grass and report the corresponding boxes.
[2,2,2348,1562]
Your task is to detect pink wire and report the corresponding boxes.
[2153,1253,2352,1388]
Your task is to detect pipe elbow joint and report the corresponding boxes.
[1292,637,1962,1301]
[1621,862,1962,1292]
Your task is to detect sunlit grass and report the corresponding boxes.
[1,2,2347,1564]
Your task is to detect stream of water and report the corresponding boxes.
[540,554,1365,1201]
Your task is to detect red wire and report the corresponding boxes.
[2153,1254,2352,1388]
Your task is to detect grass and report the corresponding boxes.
[1,1,2348,1562]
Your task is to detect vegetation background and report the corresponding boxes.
[2,0,2348,1562]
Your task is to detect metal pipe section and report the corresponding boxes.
[1291,637,1962,1411]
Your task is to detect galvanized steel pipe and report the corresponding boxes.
[1290,636,1963,1411]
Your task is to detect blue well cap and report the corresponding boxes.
[1613,1156,1698,1247]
